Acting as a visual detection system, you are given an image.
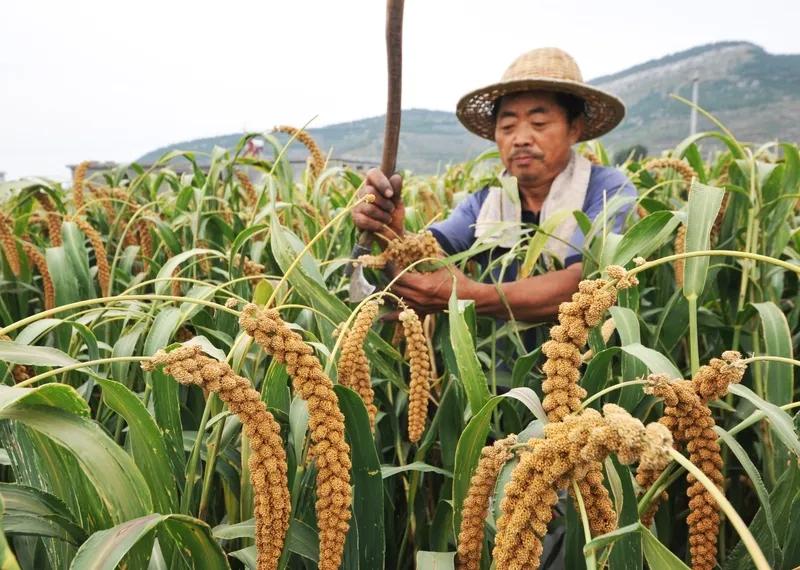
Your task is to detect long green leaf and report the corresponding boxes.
[448,294,490,416]
[682,181,724,300]
[335,385,384,570]
[0,385,152,523]
[728,384,800,457]
[69,513,229,570]
[96,379,178,513]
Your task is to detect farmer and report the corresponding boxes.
[352,47,635,319]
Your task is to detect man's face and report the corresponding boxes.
[494,91,584,189]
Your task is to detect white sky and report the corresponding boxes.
[2,0,799,181]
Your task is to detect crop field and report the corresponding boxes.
[0,118,797,570]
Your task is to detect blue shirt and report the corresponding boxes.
[429,164,636,281]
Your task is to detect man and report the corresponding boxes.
[352,47,635,319]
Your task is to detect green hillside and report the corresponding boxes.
[138,41,800,172]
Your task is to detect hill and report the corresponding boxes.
[138,41,800,172]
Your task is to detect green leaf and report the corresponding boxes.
[607,458,643,570]
[0,385,152,523]
[610,307,647,409]
[728,384,800,458]
[154,248,217,295]
[334,385,384,570]
[613,211,680,266]
[682,181,724,300]
[448,294,491,416]
[0,493,21,570]
[61,221,96,299]
[380,462,453,479]
[641,525,691,569]
[69,513,229,570]
[0,340,77,367]
[415,551,455,569]
[752,302,794,407]
[520,209,573,277]
[143,307,186,489]
[620,343,682,379]
[715,427,779,564]
[0,483,86,545]
[96,379,178,513]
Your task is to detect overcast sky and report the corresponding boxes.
[2,0,799,181]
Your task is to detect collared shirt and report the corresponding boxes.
[429,164,636,281]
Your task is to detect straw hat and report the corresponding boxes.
[456,48,625,142]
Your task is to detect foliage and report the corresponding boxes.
[0,116,797,570]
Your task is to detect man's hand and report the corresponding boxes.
[352,168,405,239]
[391,266,476,315]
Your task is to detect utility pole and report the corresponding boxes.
[690,73,699,135]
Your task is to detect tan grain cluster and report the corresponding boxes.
[456,434,518,570]
[236,171,259,207]
[239,304,351,570]
[337,300,381,430]
[72,161,90,211]
[34,193,63,247]
[399,307,432,443]
[21,241,55,310]
[137,219,153,271]
[72,217,110,296]
[541,277,626,423]
[0,213,20,276]
[142,345,289,570]
[637,352,745,570]
[644,158,695,186]
[674,224,687,288]
[493,405,672,569]
[358,230,442,271]
[233,253,265,278]
[274,125,325,180]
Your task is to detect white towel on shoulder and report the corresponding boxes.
[474,150,591,265]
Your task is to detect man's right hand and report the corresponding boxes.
[352,169,405,239]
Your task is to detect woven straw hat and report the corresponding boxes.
[456,47,625,142]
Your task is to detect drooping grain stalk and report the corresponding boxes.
[137,218,153,271]
[337,299,382,430]
[72,216,110,296]
[492,405,672,569]
[239,304,351,570]
[456,434,517,570]
[34,193,63,247]
[143,345,290,570]
[20,240,54,310]
[357,230,442,270]
[0,213,20,276]
[233,253,265,279]
[399,306,432,443]
[274,125,326,180]
[236,170,259,207]
[636,352,746,570]
[72,161,90,211]
[541,271,632,423]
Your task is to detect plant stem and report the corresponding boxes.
[15,356,150,388]
[181,394,216,515]
[688,295,700,375]
[572,480,596,570]
[0,294,239,338]
[198,410,226,520]
[581,380,649,409]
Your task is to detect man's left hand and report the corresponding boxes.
[390,266,477,315]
